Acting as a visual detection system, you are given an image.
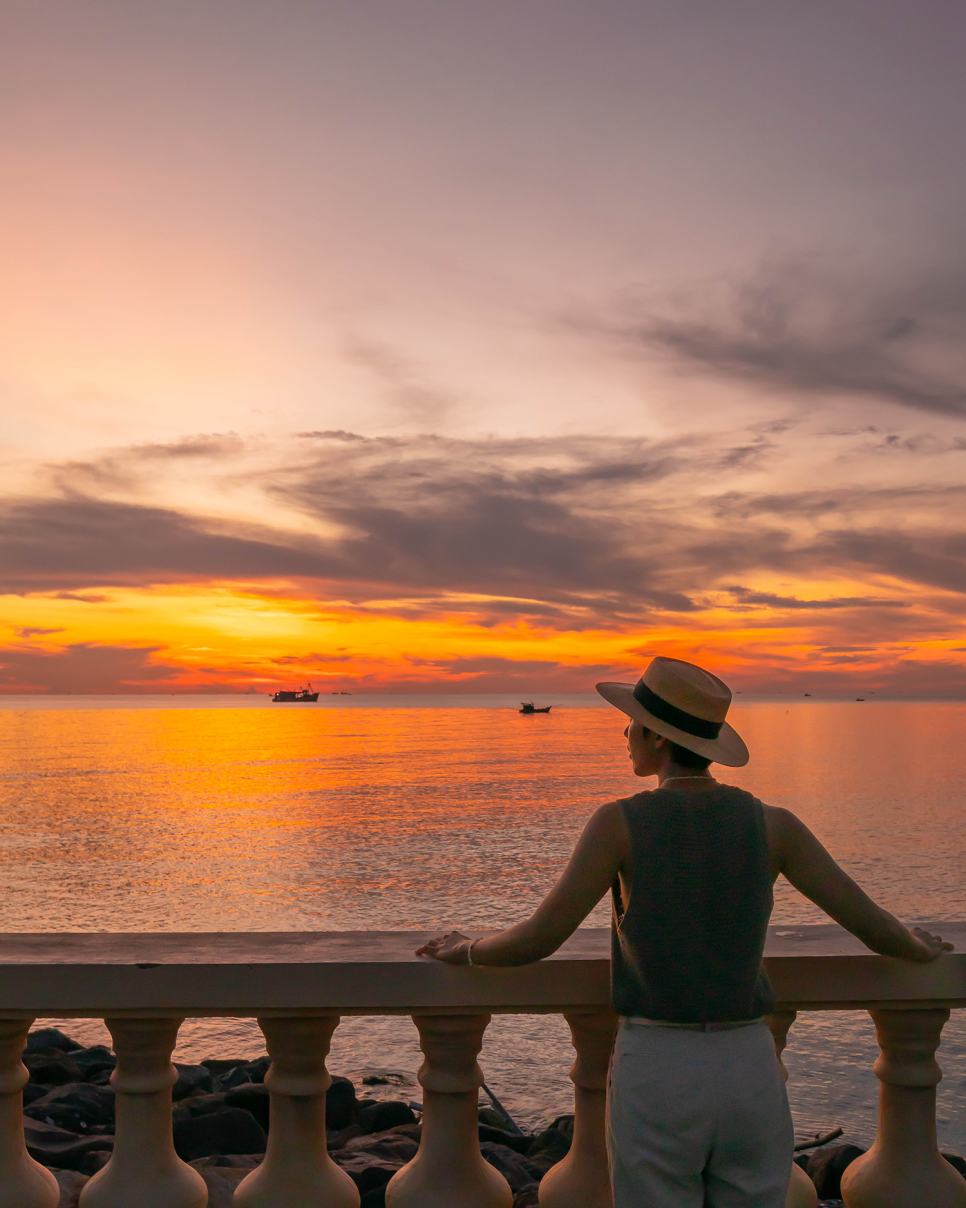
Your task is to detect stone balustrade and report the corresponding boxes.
[1,923,965,1208]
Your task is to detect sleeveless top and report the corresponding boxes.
[611,784,775,1023]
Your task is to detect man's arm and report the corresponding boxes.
[416,800,626,966]
[770,808,952,962]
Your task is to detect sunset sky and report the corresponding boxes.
[3,0,966,694]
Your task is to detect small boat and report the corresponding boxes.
[856,698,865,702]
[519,702,552,714]
[272,683,319,703]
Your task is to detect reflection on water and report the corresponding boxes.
[2,698,966,1143]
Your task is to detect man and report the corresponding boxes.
[417,656,951,1207]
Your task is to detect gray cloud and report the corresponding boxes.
[0,643,180,693]
[3,430,966,640]
[613,259,966,416]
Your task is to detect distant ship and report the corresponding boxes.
[272,683,319,702]
[519,701,552,714]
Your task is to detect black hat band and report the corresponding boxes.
[632,680,724,740]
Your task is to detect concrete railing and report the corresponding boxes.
[1,924,966,1208]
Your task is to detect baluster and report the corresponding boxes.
[233,1015,358,1208]
[385,1013,512,1208]
[0,1018,59,1208]
[539,1010,617,1208]
[841,1008,966,1208]
[79,1016,206,1208]
[766,1011,818,1208]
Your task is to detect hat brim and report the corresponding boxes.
[595,681,749,767]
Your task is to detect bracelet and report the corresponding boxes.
[466,939,479,966]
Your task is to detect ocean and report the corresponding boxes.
[1,693,965,1146]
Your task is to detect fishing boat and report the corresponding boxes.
[272,683,319,702]
[519,702,552,714]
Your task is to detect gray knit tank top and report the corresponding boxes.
[611,784,775,1023]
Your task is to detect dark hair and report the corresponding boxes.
[641,726,713,770]
[667,741,713,771]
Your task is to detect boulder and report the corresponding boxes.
[173,1107,267,1162]
[51,1169,90,1208]
[78,1150,112,1176]
[527,1118,572,1173]
[327,1123,366,1150]
[23,1054,83,1086]
[198,1166,253,1208]
[224,1085,270,1133]
[23,1084,49,1108]
[173,1093,229,1127]
[480,1142,544,1193]
[341,1132,419,1163]
[26,1029,82,1053]
[23,1118,114,1172]
[358,1101,416,1134]
[513,1187,540,1208]
[359,1188,387,1208]
[331,1150,402,1195]
[173,1064,214,1100]
[25,1083,115,1131]
[202,1059,252,1077]
[944,1153,966,1179]
[217,1066,254,1090]
[326,1075,358,1130]
[243,1057,271,1084]
[69,1047,116,1077]
[479,1123,532,1155]
[807,1145,866,1200]
[189,1155,263,1170]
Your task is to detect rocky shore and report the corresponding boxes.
[21,1028,966,1208]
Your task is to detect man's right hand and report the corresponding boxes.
[910,927,955,961]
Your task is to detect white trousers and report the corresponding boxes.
[608,1018,793,1208]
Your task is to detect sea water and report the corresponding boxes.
[1,694,965,1146]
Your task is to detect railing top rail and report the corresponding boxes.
[1,923,964,1017]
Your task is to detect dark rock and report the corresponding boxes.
[69,1046,116,1074]
[25,1083,115,1131]
[807,1145,866,1200]
[51,1169,90,1207]
[224,1085,270,1133]
[70,1047,117,1084]
[23,1084,49,1107]
[358,1101,416,1134]
[173,1107,267,1162]
[479,1123,532,1155]
[480,1142,544,1193]
[944,1153,966,1180]
[26,1028,82,1053]
[331,1150,401,1195]
[243,1057,271,1084]
[359,1188,387,1208]
[173,1064,214,1101]
[189,1155,263,1170]
[357,1097,379,1112]
[176,1093,229,1120]
[23,1118,114,1173]
[217,1066,253,1091]
[513,1187,540,1208]
[793,1153,811,1173]
[78,1150,112,1175]
[327,1123,366,1150]
[327,1076,358,1130]
[23,1054,83,1085]
[340,1133,419,1163]
[201,1059,252,1077]
[527,1118,573,1172]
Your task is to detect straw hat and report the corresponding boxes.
[596,656,748,767]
